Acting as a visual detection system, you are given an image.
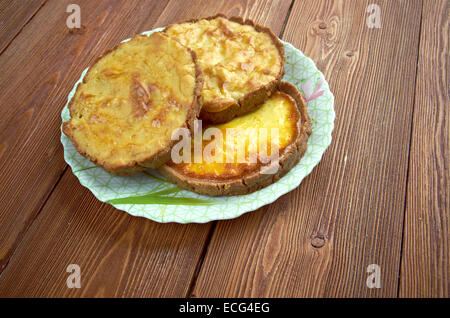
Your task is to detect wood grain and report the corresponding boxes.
[192,0,423,297]
[0,0,293,297]
[0,0,169,272]
[0,172,212,297]
[399,0,449,297]
[0,0,445,298]
[0,0,46,54]
[153,0,292,35]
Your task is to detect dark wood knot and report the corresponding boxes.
[68,24,86,34]
[311,235,326,248]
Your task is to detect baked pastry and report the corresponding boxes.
[158,82,311,196]
[164,14,284,124]
[63,32,203,175]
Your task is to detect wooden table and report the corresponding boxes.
[0,0,447,298]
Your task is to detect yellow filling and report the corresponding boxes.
[165,17,282,112]
[66,33,196,168]
[170,91,299,179]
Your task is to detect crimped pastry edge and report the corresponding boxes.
[62,32,204,176]
[163,14,285,124]
[158,82,312,196]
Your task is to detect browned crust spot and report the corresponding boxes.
[130,73,153,118]
[158,82,312,196]
[62,33,204,176]
[163,14,285,124]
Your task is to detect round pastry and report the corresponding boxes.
[158,82,311,196]
[164,14,285,123]
[63,32,203,175]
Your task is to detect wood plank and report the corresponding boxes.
[153,0,293,35]
[0,0,169,272]
[399,0,449,297]
[192,0,423,297]
[0,0,46,54]
[0,172,213,297]
[0,0,293,297]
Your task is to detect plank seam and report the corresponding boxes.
[279,0,295,38]
[186,221,217,297]
[0,0,48,56]
[396,0,424,298]
[0,165,68,276]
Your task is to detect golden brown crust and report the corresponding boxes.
[163,14,285,124]
[62,33,203,176]
[158,82,312,196]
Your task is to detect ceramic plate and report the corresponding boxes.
[60,28,335,223]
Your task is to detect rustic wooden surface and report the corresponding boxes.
[0,0,46,53]
[0,0,447,298]
[399,0,449,297]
